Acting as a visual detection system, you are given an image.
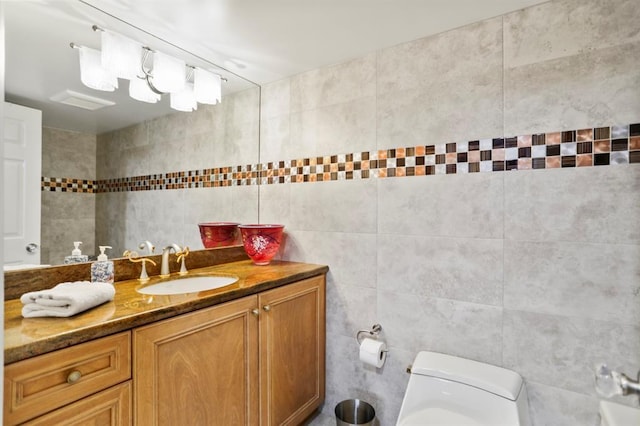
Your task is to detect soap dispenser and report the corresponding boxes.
[91,246,114,284]
[64,241,89,264]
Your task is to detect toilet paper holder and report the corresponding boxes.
[356,323,385,347]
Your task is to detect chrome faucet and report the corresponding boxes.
[160,244,182,277]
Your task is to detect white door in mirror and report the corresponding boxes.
[137,276,239,295]
[3,103,42,267]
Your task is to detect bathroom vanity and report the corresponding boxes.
[3,257,327,425]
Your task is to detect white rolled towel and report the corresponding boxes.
[21,281,115,318]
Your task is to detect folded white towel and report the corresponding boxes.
[21,281,115,318]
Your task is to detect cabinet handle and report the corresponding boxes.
[67,370,82,384]
[251,309,259,316]
[262,305,271,312]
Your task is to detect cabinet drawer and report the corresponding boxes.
[24,381,131,426]
[4,331,131,425]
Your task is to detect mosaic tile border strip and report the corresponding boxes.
[42,123,640,193]
[41,177,96,193]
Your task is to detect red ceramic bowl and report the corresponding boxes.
[238,224,285,265]
[198,222,240,248]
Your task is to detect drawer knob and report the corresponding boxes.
[262,305,271,312]
[67,370,82,384]
[251,309,259,316]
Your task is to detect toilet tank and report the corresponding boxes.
[397,351,531,426]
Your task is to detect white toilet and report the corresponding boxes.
[396,351,531,426]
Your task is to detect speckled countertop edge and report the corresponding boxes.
[5,260,328,364]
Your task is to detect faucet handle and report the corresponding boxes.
[176,246,189,275]
[124,249,157,281]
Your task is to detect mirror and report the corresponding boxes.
[4,1,261,267]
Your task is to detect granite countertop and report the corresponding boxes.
[4,260,328,364]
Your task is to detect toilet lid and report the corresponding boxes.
[397,407,484,426]
[397,406,522,426]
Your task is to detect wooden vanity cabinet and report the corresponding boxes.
[133,274,326,426]
[4,331,131,425]
[259,275,326,426]
[134,295,260,425]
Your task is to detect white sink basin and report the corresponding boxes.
[600,400,640,426]
[137,275,239,295]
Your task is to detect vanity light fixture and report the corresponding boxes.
[70,25,224,111]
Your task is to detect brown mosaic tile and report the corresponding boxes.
[517,135,532,147]
[561,156,576,168]
[546,132,561,144]
[630,137,640,151]
[446,164,457,174]
[518,158,532,170]
[577,154,593,167]
[469,141,480,151]
[546,157,561,168]
[425,145,436,155]
[630,151,640,163]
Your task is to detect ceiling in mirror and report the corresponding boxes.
[4,1,258,134]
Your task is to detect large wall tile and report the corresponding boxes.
[505,41,640,136]
[503,310,640,396]
[504,0,640,69]
[526,381,600,426]
[376,17,503,147]
[281,230,377,289]
[260,79,290,120]
[378,173,504,238]
[322,332,374,424]
[289,180,377,233]
[290,96,376,158]
[325,278,377,338]
[378,234,503,306]
[259,114,291,164]
[259,183,291,226]
[379,291,503,365]
[505,240,640,325]
[42,127,96,178]
[377,73,503,148]
[505,166,640,244]
[378,17,502,95]
[290,54,376,113]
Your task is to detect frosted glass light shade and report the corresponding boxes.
[194,68,221,104]
[170,82,197,111]
[79,46,118,91]
[152,51,186,93]
[101,30,141,80]
[129,77,161,103]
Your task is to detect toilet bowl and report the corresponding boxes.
[396,351,531,426]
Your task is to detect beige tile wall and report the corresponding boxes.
[259,0,640,424]
[96,88,260,256]
[41,127,96,264]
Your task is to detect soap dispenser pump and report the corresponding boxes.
[64,241,89,264]
[91,246,114,284]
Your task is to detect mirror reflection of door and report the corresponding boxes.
[3,102,42,268]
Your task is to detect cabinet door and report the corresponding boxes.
[259,275,326,426]
[24,381,131,426]
[134,296,259,426]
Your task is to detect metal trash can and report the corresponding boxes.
[335,399,376,426]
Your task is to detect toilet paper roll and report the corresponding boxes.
[359,337,387,368]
